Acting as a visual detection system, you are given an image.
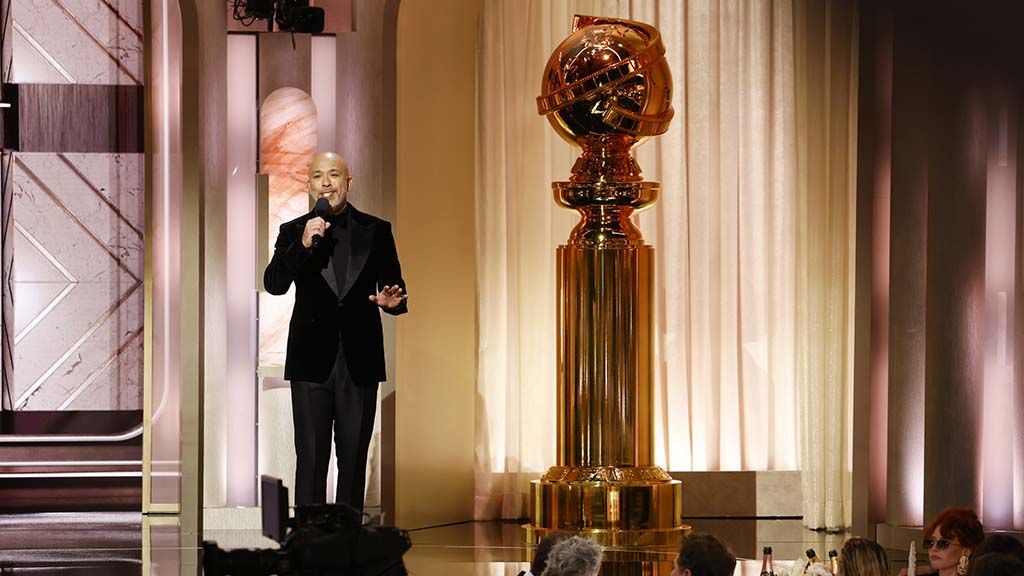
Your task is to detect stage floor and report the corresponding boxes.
[0,512,908,575]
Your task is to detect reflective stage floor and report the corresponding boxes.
[0,513,909,575]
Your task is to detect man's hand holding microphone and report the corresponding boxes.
[301,198,332,249]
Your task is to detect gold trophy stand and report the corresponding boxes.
[525,15,688,548]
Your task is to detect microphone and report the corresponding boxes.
[311,197,330,248]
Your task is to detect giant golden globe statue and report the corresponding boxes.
[527,15,687,546]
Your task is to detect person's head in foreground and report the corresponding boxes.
[838,537,888,576]
[531,532,573,576]
[968,553,1024,576]
[672,532,737,576]
[969,534,1024,566]
[923,507,985,576]
[540,536,603,576]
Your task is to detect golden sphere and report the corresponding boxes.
[538,15,674,149]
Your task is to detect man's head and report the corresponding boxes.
[672,533,736,576]
[307,152,351,213]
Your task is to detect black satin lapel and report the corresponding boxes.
[340,218,373,299]
[319,248,339,297]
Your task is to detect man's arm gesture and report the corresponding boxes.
[369,284,408,310]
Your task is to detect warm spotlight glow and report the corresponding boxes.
[981,98,1016,530]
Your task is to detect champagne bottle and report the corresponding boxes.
[805,548,821,573]
[828,550,839,574]
[760,546,775,576]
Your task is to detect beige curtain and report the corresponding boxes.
[792,0,858,531]
[476,0,857,530]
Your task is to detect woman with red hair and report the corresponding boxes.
[901,507,985,576]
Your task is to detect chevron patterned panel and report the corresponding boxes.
[5,0,144,411]
[11,152,143,411]
[11,0,142,86]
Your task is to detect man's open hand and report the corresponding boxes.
[369,285,407,310]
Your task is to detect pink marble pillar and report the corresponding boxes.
[258,87,317,368]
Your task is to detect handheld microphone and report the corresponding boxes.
[311,198,330,248]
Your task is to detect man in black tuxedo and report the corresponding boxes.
[263,152,407,509]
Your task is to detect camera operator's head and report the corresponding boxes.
[541,536,603,576]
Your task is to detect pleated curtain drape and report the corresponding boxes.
[475,0,857,530]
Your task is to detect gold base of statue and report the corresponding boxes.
[524,465,689,547]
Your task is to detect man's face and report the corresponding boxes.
[307,153,351,213]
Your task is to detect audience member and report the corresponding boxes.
[519,532,573,576]
[900,507,985,576]
[672,532,736,576]
[839,537,889,576]
[968,553,1024,576]
[969,534,1024,568]
[540,536,603,576]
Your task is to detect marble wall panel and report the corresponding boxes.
[11,152,143,411]
[11,227,70,338]
[16,281,141,409]
[10,31,73,84]
[16,153,143,270]
[3,0,145,412]
[63,306,143,410]
[59,153,145,231]
[11,0,142,85]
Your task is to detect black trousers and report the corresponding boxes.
[290,345,378,509]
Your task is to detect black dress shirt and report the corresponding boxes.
[326,206,351,295]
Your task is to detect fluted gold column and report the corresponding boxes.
[526,15,686,547]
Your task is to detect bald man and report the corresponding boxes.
[264,152,407,509]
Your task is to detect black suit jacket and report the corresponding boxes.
[263,205,407,385]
